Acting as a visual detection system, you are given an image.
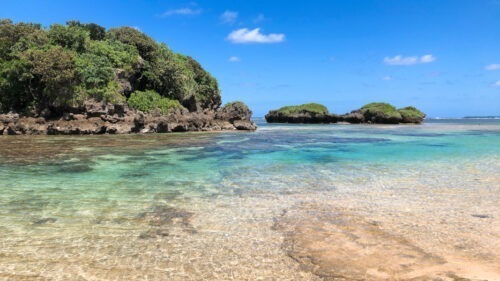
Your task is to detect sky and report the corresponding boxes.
[2,0,500,117]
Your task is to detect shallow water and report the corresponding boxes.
[0,119,499,280]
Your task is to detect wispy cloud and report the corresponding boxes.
[228,56,240,62]
[220,10,238,24]
[253,14,265,23]
[420,54,436,63]
[493,80,500,87]
[382,75,393,81]
[485,64,500,71]
[162,8,202,17]
[384,54,436,66]
[227,28,285,44]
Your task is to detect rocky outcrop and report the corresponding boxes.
[265,111,340,123]
[265,102,425,124]
[265,103,340,124]
[0,101,256,135]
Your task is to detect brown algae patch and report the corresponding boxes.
[275,203,500,281]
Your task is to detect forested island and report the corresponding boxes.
[265,102,426,124]
[0,19,256,135]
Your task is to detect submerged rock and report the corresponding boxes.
[138,205,193,227]
[275,204,478,281]
[58,163,93,173]
[32,217,57,225]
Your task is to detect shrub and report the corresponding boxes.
[88,40,138,70]
[106,27,158,62]
[360,102,402,119]
[127,90,182,114]
[398,106,425,123]
[48,24,89,53]
[277,103,329,115]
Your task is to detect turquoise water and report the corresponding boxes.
[0,119,499,280]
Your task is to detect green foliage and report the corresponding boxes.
[76,80,125,104]
[107,27,158,61]
[74,52,125,103]
[23,45,79,108]
[128,90,182,114]
[222,101,249,111]
[48,24,90,53]
[398,106,425,120]
[0,19,46,59]
[360,102,402,119]
[0,19,221,115]
[88,40,138,70]
[186,56,220,105]
[76,53,114,87]
[277,103,329,115]
[67,20,106,41]
[0,57,33,112]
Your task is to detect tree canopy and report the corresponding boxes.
[0,19,221,116]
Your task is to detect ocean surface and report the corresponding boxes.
[0,119,499,280]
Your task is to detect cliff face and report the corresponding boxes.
[265,103,426,124]
[0,20,256,134]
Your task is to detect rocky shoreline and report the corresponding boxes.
[0,101,256,135]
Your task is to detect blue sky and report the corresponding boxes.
[2,0,500,117]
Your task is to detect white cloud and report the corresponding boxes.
[162,8,202,17]
[384,54,436,66]
[485,64,500,71]
[420,54,436,63]
[382,75,393,81]
[228,56,240,62]
[227,28,285,44]
[220,10,238,24]
[493,80,500,87]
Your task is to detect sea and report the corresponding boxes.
[0,118,499,280]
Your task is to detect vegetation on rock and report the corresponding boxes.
[127,90,181,114]
[0,19,221,116]
[276,103,329,115]
[219,101,253,121]
[266,102,425,124]
[398,106,426,123]
[359,102,402,124]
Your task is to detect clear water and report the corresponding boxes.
[0,119,499,280]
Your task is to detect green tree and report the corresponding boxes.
[0,19,45,59]
[48,24,89,53]
[75,53,114,89]
[66,20,106,41]
[107,27,158,61]
[88,39,138,71]
[0,57,34,112]
[21,45,78,109]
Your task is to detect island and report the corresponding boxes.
[0,19,256,135]
[265,102,426,124]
